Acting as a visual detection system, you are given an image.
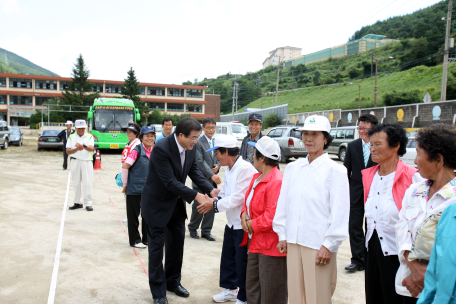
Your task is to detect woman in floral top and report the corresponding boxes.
[395,124,456,302]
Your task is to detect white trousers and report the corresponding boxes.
[71,159,93,206]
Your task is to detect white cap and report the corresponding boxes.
[65,120,73,125]
[248,136,281,160]
[206,134,237,152]
[75,119,87,129]
[298,115,331,133]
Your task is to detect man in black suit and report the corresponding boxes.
[343,114,378,272]
[57,121,74,170]
[188,117,221,241]
[141,117,217,304]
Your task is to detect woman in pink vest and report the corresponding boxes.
[362,123,424,304]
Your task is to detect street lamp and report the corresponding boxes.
[374,56,393,107]
[350,83,362,109]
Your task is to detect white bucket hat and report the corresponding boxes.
[75,119,87,129]
[206,134,237,152]
[248,136,281,160]
[298,115,331,133]
[65,120,73,125]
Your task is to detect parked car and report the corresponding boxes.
[149,124,164,137]
[327,126,359,162]
[214,122,247,147]
[8,126,24,146]
[266,126,307,163]
[38,130,64,151]
[400,137,417,167]
[0,120,10,150]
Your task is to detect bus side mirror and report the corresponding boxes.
[88,111,93,120]
[135,109,140,121]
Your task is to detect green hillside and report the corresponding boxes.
[0,47,59,76]
[194,0,452,114]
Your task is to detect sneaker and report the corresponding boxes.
[235,301,246,304]
[133,242,146,249]
[212,289,238,303]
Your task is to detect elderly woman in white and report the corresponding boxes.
[395,124,456,302]
[273,115,350,304]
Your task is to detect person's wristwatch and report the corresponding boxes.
[213,198,220,213]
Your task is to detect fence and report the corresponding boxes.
[220,104,288,122]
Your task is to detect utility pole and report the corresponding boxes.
[291,70,294,89]
[275,58,281,106]
[441,0,453,101]
[374,58,379,107]
[231,75,238,120]
[371,52,374,77]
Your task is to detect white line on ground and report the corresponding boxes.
[47,171,71,304]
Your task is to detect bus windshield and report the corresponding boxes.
[93,108,134,132]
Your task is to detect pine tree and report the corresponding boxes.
[121,67,148,124]
[62,54,99,121]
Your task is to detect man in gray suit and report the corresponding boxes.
[188,117,221,241]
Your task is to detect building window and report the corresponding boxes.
[168,88,184,97]
[105,84,122,93]
[0,78,6,87]
[0,95,6,104]
[10,96,33,105]
[186,104,202,112]
[186,89,203,98]
[35,80,57,90]
[148,102,165,111]
[148,87,165,96]
[60,81,71,90]
[9,78,32,89]
[92,83,103,92]
[140,86,145,95]
[35,97,58,106]
[167,103,184,112]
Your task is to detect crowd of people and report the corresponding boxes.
[62,113,456,304]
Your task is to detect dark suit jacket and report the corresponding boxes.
[141,134,214,227]
[192,135,220,189]
[57,129,74,146]
[343,138,377,205]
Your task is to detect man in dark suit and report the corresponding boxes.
[343,114,378,272]
[57,121,75,170]
[188,117,221,241]
[141,117,217,304]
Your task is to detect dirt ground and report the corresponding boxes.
[0,138,365,304]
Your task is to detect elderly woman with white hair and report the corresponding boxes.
[273,115,350,304]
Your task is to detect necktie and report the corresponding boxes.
[180,150,185,169]
[209,140,213,159]
[363,142,370,167]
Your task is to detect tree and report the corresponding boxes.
[121,67,147,125]
[263,113,282,129]
[322,76,334,85]
[62,54,99,121]
[348,68,360,79]
[313,71,321,85]
[182,80,192,85]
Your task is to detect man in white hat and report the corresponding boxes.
[66,119,95,211]
[198,134,257,304]
[58,120,75,170]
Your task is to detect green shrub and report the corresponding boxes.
[263,113,282,129]
[383,90,421,106]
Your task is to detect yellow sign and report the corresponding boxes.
[292,116,295,123]
[397,109,404,122]
[95,106,133,110]
[329,113,334,122]
[110,144,119,149]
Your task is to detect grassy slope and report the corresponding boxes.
[241,65,448,114]
[0,47,59,76]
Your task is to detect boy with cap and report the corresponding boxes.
[58,121,75,170]
[66,120,95,211]
[240,113,263,166]
[197,134,256,304]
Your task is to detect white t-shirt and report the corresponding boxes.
[66,132,95,161]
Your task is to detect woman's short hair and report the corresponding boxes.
[128,122,140,135]
[368,123,407,157]
[255,148,279,167]
[218,147,240,156]
[415,124,456,169]
[323,131,333,150]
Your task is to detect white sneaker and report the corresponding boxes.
[235,301,246,304]
[212,289,238,302]
[133,242,146,248]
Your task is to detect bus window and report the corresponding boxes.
[93,108,134,132]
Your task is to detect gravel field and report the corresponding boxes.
[0,139,365,303]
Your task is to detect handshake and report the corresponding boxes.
[195,189,221,214]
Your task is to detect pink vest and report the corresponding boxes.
[362,160,418,211]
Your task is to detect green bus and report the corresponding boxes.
[87,98,140,149]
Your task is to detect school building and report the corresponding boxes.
[0,72,220,126]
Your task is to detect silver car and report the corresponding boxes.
[400,137,417,167]
[37,129,63,151]
[0,120,10,150]
[327,126,359,162]
[266,126,307,163]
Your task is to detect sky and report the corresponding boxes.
[0,0,445,85]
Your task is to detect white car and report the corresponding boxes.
[400,137,417,167]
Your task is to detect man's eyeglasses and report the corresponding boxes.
[204,127,216,130]
[186,136,199,142]
[357,127,370,132]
